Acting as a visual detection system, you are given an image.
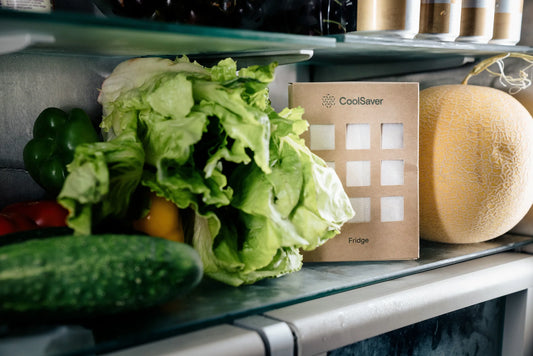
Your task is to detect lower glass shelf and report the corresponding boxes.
[2,233,531,355]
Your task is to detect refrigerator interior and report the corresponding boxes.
[1,2,533,355]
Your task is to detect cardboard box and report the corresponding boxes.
[289,82,419,261]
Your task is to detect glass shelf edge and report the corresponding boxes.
[2,9,531,63]
[0,9,336,45]
[326,33,533,59]
[0,9,334,59]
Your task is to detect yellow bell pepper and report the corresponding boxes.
[132,192,184,243]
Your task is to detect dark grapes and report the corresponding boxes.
[106,0,356,36]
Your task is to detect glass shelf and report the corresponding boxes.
[1,9,531,64]
[0,9,334,59]
[1,234,532,355]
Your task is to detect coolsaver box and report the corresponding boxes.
[289,82,419,261]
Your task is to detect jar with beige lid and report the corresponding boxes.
[417,0,463,41]
[456,0,496,43]
[490,0,523,45]
[354,0,421,39]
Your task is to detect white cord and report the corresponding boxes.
[485,54,533,94]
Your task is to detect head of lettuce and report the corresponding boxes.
[58,57,354,286]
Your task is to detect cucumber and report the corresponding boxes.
[0,234,203,317]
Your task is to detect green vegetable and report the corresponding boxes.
[61,56,355,286]
[23,107,99,196]
[59,130,144,235]
[0,234,203,316]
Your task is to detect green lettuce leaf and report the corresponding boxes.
[204,133,354,285]
[58,130,144,235]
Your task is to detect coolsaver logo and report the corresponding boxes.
[340,96,384,105]
[322,93,384,108]
[321,94,335,108]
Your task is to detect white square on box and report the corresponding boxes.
[381,123,403,149]
[349,197,371,223]
[381,196,404,222]
[381,160,404,186]
[310,124,335,150]
[326,161,335,169]
[346,123,370,149]
[346,161,370,186]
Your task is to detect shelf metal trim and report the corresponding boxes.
[264,253,533,356]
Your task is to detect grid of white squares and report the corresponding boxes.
[346,160,404,187]
[309,123,404,151]
[309,122,406,223]
[348,196,404,223]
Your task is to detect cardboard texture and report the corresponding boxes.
[289,82,419,261]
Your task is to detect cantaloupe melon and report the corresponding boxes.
[419,84,533,243]
[510,85,533,235]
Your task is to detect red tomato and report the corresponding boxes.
[1,200,68,228]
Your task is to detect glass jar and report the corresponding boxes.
[0,0,53,12]
[490,0,523,45]
[456,0,496,43]
[355,0,421,39]
[417,0,463,42]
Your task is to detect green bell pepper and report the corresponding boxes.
[23,107,99,196]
